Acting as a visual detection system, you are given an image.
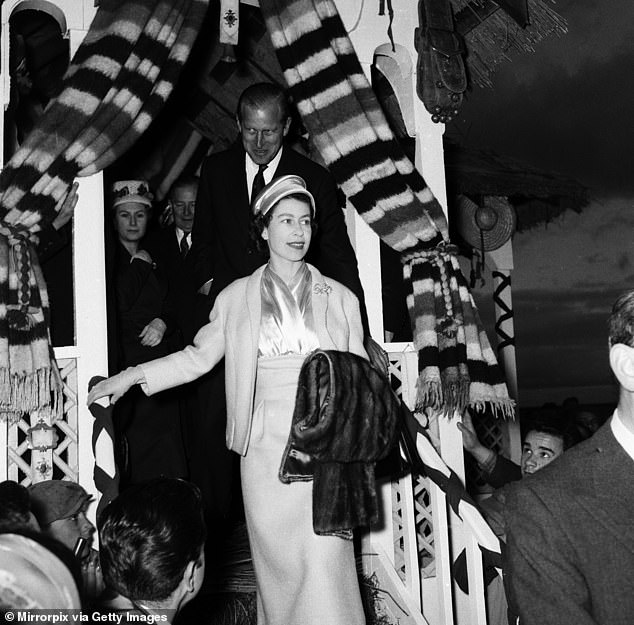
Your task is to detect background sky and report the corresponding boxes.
[446,0,634,408]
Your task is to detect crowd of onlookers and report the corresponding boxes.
[0,477,205,622]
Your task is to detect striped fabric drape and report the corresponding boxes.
[0,0,208,423]
[260,0,514,418]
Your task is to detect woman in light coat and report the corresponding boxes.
[89,175,367,625]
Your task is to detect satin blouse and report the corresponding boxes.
[258,263,320,358]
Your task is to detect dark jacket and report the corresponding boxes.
[144,226,203,345]
[190,141,366,327]
[505,419,634,625]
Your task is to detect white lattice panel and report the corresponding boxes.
[387,352,437,580]
[5,357,79,485]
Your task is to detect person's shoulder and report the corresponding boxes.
[308,265,357,300]
[201,142,242,168]
[507,423,614,509]
[282,146,330,177]
[218,277,247,299]
[218,268,264,301]
[144,226,174,248]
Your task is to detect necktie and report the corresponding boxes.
[251,164,268,204]
[180,235,189,258]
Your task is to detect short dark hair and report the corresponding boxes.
[0,481,33,532]
[608,289,634,347]
[98,479,206,603]
[248,193,315,257]
[525,421,572,450]
[237,82,289,123]
[169,175,199,199]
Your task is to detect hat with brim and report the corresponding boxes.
[252,175,316,218]
[28,480,93,526]
[111,180,153,209]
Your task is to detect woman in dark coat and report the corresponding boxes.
[110,180,187,486]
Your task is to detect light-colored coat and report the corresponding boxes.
[140,264,366,456]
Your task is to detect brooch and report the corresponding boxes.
[313,283,332,295]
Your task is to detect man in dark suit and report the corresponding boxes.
[504,289,634,625]
[145,177,235,547]
[146,176,200,345]
[191,82,368,328]
[188,82,388,541]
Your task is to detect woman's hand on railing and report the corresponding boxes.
[87,366,144,406]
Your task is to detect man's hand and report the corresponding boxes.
[51,182,79,231]
[457,412,495,465]
[139,318,166,347]
[87,366,144,406]
[81,548,105,600]
[159,202,174,227]
[457,412,480,451]
[365,336,389,377]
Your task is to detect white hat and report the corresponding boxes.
[111,180,153,209]
[252,175,316,218]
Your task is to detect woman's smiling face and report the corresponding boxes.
[261,196,313,265]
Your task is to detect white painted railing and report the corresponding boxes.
[361,348,500,625]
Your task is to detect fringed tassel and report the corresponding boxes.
[442,376,471,418]
[0,366,64,425]
[470,397,516,420]
[415,373,443,414]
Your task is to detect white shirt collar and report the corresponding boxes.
[245,147,284,200]
[175,227,190,244]
[611,409,634,462]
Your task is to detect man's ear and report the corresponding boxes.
[609,344,634,392]
[183,559,197,593]
[283,116,291,137]
[236,115,242,133]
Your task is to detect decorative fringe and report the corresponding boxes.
[0,365,63,425]
[469,382,516,419]
[452,0,568,88]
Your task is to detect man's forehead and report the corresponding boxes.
[242,102,285,123]
[172,184,197,198]
[524,430,563,450]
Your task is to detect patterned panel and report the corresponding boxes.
[388,352,436,584]
[392,480,407,582]
[413,474,435,578]
[5,358,79,485]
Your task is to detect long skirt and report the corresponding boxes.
[241,355,365,625]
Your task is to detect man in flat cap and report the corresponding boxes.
[29,479,95,556]
[29,480,103,600]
